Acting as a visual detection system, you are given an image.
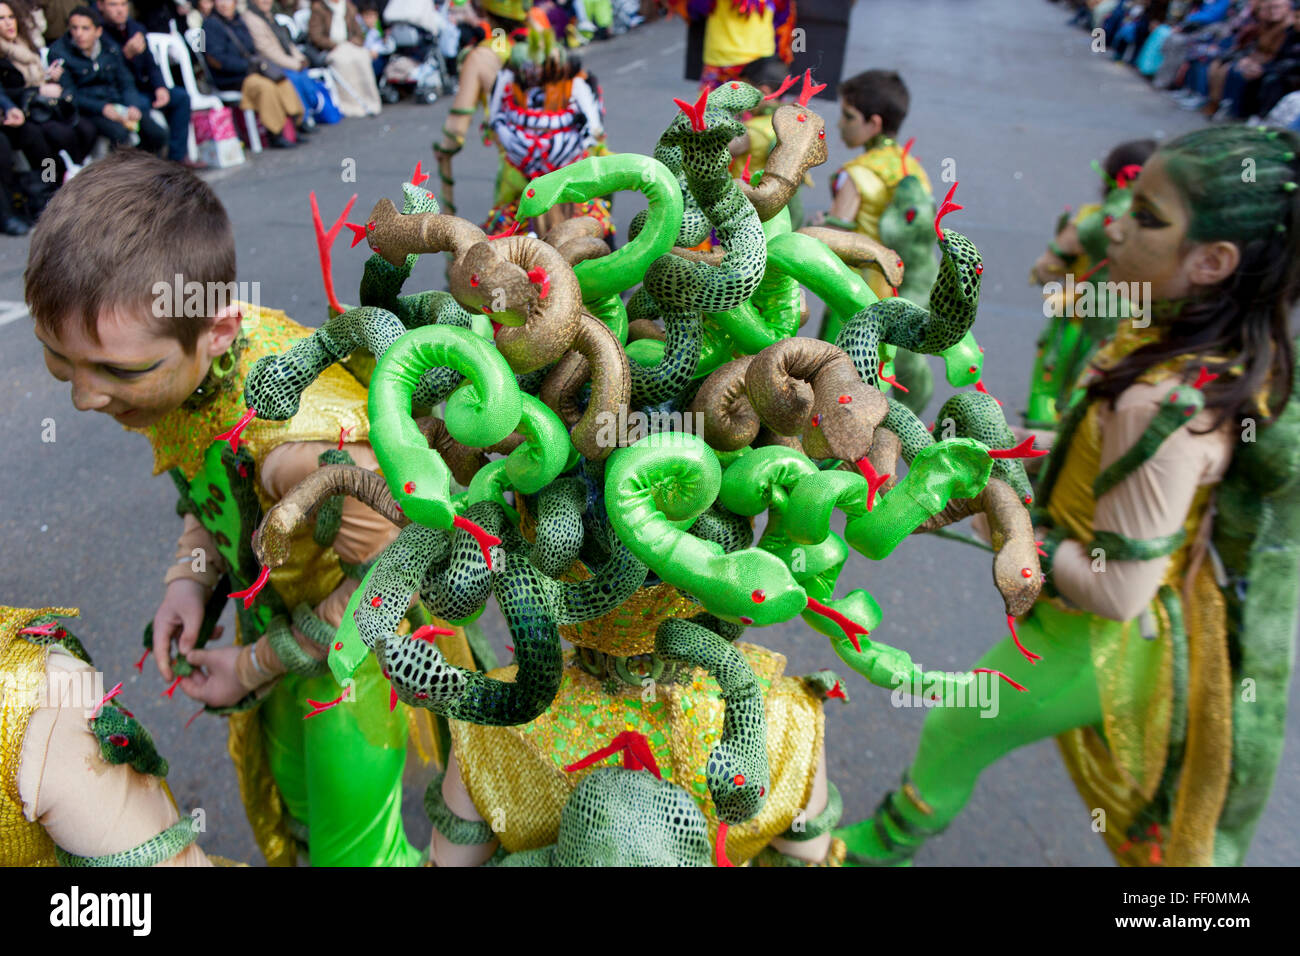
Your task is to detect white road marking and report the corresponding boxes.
[0,300,29,327]
[615,58,649,75]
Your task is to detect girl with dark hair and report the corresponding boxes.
[1027,138,1158,427]
[840,124,1300,867]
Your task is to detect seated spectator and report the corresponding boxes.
[203,0,307,148]
[1166,0,1256,109]
[97,0,205,167]
[358,3,393,80]
[1204,0,1297,118]
[243,0,321,133]
[0,0,95,187]
[50,7,170,155]
[0,96,41,232]
[307,0,382,116]
[131,0,182,33]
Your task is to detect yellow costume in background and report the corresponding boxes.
[834,137,932,298]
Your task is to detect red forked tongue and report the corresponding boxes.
[304,692,350,719]
[310,190,358,315]
[337,425,353,450]
[1007,614,1041,664]
[900,136,915,175]
[184,706,205,730]
[411,624,456,643]
[453,514,501,569]
[20,622,65,637]
[134,648,151,672]
[410,160,430,187]
[740,154,752,185]
[215,406,258,455]
[526,266,550,299]
[91,681,124,719]
[161,676,183,699]
[877,359,909,393]
[973,380,1003,406]
[672,89,709,132]
[1074,257,1109,284]
[796,69,826,107]
[853,457,891,513]
[762,73,799,100]
[1191,366,1219,391]
[489,220,521,240]
[563,730,663,779]
[987,436,1048,459]
[230,565,272,610]
[934,182,962,241]
[804,596,869,653]
[973,668,1028,692]
[715,822,734,867]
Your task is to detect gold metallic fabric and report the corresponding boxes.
[132,304,371,483]
[0,606,78,866]
[134,305,374,866]
[449,643,823,864]
[1166,562,1231,866]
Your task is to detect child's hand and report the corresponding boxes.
[1031,249,1068,284]
[151,579,209,681]
[178,646,251,708]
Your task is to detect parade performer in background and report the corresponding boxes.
[480,9,612,239]
[1026,139,1156,430]
[1,605,210,866]
[815,68,935,413]
[668,0,795,92]
[25,150,448,867]
[839,125,1300,868]
[431,0,525,216]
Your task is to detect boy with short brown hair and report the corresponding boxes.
[26,149,423,867]
[821,68,931,296]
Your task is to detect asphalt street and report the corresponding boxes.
[2,0,1295,865]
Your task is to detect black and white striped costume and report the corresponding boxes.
[488,69,605,178]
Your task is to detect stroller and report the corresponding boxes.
[379,20,447,104]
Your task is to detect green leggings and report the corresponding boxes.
[842,601,1132,859]
[259,653,422,867]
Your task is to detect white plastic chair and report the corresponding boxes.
[275,12,301,40]
[183,25,262,152]
[147,31,206,161]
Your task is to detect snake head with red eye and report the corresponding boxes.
[447,241,538,328]
[801,378,889,463]
[705,732,770,825]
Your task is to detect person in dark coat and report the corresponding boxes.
[50,6,168,153]
[96,0,203,166]
[202,0,303,148]
[0,0,96,187]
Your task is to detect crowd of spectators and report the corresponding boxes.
[1053,0,1300,126]
[0,0,656,235]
